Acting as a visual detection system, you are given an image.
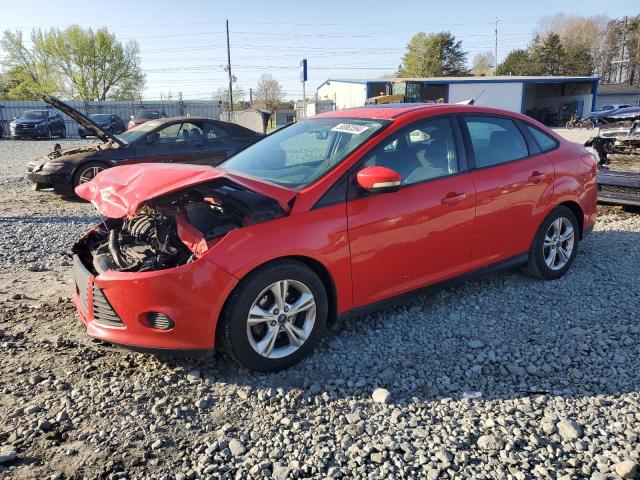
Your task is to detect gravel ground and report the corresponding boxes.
[1,138,639,480]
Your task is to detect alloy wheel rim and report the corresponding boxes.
[543,217,575,271]
[79,166,104,184]
[246,279,316,359]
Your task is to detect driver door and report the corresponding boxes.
[136,122,195,164]
[347,116,476,307]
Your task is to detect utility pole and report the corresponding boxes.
[494,18,499,75]
[618,16,628,84]
[226,19,234,111]
[249,88,253,108]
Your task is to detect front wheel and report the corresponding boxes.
[522,206,579,280]
[566,121,574,130]
[218,260,328,372]
[73,161,107,188]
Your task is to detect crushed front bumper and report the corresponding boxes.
[72,251,238,353]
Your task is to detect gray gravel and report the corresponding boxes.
[0,138,639,479]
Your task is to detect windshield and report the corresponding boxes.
[116,120,161,144]
[19,110,47,120]
[138,111,161,120]
[90,114,112,123]
[221,117,388,189]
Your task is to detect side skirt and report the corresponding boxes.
[340,253,529,321]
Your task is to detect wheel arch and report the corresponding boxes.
[557,200,585,239]
[217,255,339,337]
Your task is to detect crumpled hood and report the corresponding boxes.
[75,163,296,218]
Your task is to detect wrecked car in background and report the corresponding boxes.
[586,107,640,207]
[26,96,264,196]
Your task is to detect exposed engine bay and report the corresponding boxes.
[73,180,285,275]
[586,117,640,166]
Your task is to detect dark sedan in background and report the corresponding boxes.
[27,96,264,196]
[10,109,66,139]
[78,113,126,138]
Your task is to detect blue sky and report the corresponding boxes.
[0,0,637,101]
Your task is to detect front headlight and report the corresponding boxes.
[42,161,65,172]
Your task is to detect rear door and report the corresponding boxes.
[461,115,554,269]
[347,115,476,307]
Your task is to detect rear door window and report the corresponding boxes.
[523,124,558,152]
[464,116,529,168]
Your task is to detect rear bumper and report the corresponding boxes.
[72,249,238,352]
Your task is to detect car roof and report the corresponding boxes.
[312,103,533,121]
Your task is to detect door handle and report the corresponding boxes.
[528,171,547,183]
[441,192,466,205]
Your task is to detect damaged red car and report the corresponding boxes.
[72,104,597,372]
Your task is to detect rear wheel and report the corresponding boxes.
[73,161,107,188]
[523,206,579,280]
[218,260,328,372]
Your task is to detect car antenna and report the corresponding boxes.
[469,90,485,106]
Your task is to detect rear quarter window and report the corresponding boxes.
[524,124,558,152]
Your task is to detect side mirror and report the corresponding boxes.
[356,166,401,193]
[145,133,159,144]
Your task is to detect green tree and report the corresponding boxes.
[1,25,144,100]
[398,32,468,77]
[530,33,565,75]
[496,49,532,75]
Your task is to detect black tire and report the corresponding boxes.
[218,260,328,372]
[566,121,574,130]
[72,161,108,189]
[522,206,579,280]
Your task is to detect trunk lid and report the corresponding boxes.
[75,163,296,218]
[43,95,126,146]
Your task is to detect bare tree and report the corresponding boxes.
[253,74,283,113]
[214,84,246,111]
[472,52,495,76]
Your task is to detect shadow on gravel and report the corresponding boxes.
[122,228,640,404]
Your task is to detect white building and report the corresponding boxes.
[316,76,599,125]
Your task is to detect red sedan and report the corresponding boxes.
[72,104,597,372]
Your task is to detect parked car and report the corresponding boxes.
[71,103,597,372]
[127,108,167,130]
[10,109,66,139]
[26,96,263,195]
[78,113,126,138]
[585,108,640,207]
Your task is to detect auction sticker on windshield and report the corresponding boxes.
[331,123,370,135]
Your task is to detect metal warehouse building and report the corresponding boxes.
[316,76,599,125]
